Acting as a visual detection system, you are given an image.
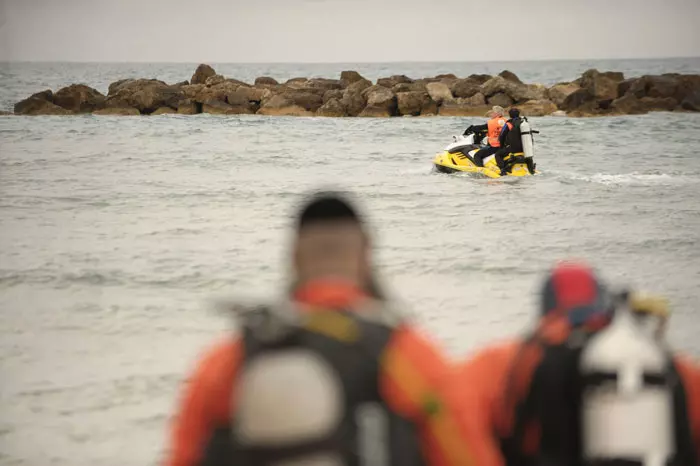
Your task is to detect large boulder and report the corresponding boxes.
[488,92,514,107]
[307,78,343,91]
[323,89,344,104]
[392,83,413,93]
[450,78,482,98]
[255,76,279,86]
[426,82,453,104]
[53,84,105,113]
[466,92,486,106]
[627,75,678,100]
[547,83,580,107]
[317,98,347,117]
[14,90,53,114]
[519,99,558,116]
[580,69,624,101]
[177,99,200,115]
[438,101,491,117]
[610,94,646,115]
[681,90,700,111]
[360,86,397,117]
[468,74,493,84]
[499,70,523,84]
[408,80,429,93]
[108,79,136,95]
[191,64,217,85]
[204,74,226,87]
[93,107,140,116]
[341,81,370,117]
[396,91,432,116]
[203,100,252,115]
[258,95,314,116]
[277,89,324,112]
[560,88,596,112]
[180,84,206,99]
[340,70,367,87]
[377,75,413,88]
[231,86,269,104]
[152,106,177,115]
[105,79,184,114]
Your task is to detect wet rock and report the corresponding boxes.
[628,75,678,100]
[518,99,558,116]
[548,83,581,107]
[396,91,431,116]
[105,79,184,114]
[466,92,486,106]
[580,69,624,101]
[152,106,177,115]
[53,84,106,113]
[421,99,439,116]
[450,78,482,98]
[617,78,637,97]
[205,74,226,87]
[232,86,269,104]
[560,88,595,112]
[392,83,413,93]
[177,99,200,114]
[340,70,367,87]
[360,86,397,117]
[202,100,253,115]
[307,78,343,90]
[278,89,324,112]
[408,80,429,93]
[93,107,140,116]
[610,94,646,115]
[255,76,279,86]
[551,110,567,117]
[323,89,344,104]
[341,81,370,117]
[191,64,217,85]
[499,70,523,84]
[258,95,314,116]
[377,75,413,88]
[426,82,453,104]
[438,101,491,117]
[14,90,56,115]
[681,90,700,111]
[468,74,493,85]
[317,98,347,117]
[0,110,13,116]
[488,92,514,107]
[180,84,205,100]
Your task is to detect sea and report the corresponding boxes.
[1,58,700,466]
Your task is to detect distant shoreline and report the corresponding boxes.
[6,63,700,118]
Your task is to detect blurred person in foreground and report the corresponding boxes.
[448,261,700,465]
[165,191,491,466]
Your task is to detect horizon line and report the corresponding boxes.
[1,56,699,66]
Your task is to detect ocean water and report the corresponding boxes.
[1,60,700,466]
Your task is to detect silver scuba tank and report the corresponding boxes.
[579,304,675,466]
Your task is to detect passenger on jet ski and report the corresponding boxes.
[462,106,507,167]
[494,108,536,176]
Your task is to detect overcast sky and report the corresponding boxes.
[0,0,698,63]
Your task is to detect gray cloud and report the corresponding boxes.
[0,0,698,62]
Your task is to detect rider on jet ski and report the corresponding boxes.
[494,108,536,176]
[462,106,507,167]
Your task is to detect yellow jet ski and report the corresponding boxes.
[433,125,538,178]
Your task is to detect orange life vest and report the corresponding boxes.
[487,117,507,147]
